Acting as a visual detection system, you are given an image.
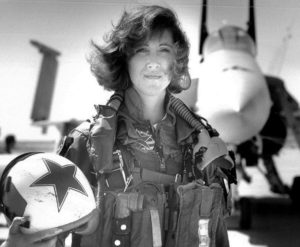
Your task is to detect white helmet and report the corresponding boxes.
[0,152,99,237]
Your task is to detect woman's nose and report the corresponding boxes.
[146,62,160,70]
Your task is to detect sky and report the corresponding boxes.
[1,0,300,141]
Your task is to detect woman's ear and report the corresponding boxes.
[178,71,191,90]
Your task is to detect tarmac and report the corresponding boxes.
[227,196,300,247]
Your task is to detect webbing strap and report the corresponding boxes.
[200,187,214,218]
[150,209,162,247]
[132,167,176,185]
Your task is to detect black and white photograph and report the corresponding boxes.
[1,0,300,246]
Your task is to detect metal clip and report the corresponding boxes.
[114,149,127,185]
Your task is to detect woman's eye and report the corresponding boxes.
[135,47,148,53]
[159,47,172,53]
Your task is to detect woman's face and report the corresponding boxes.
[128,29,176,97]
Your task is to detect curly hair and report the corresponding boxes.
[88,5,190,93]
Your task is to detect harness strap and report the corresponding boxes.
[112,216,131,247]
[200,187,214,218]
[132,167,176,185]
[150,209,162,247]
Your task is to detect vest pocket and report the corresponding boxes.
[171,182,230,247]
[130,182,166,247]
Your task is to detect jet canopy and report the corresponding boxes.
[203,26,257,58]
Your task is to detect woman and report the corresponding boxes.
[2,5,234,247]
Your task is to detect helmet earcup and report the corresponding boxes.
[0,152,40,220]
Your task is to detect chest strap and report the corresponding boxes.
[132,167,177,186]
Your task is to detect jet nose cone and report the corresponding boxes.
[195,50,272,144]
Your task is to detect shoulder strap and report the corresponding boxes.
[89,91,124,172]
[72,91,125,247]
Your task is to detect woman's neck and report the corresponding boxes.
[141,92,166,125]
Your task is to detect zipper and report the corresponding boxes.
[148,122,166,173]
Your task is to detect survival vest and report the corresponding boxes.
[57,91,236,247]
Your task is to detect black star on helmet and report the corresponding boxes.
[30,158,88,212]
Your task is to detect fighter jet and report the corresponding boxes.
[185,0,300,229]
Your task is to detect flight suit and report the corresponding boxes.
[57,88,233,247]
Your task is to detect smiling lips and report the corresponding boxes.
[144,74,162,79]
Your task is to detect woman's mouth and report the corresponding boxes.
[144,74,161,79]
